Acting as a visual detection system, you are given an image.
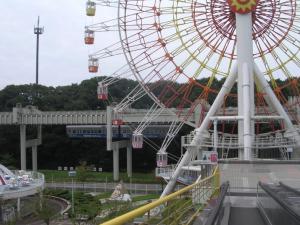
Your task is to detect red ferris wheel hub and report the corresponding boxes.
[227,0,259,14]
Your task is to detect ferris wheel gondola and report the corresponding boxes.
[97,82,108,100]
[88,57,99,73]
[156,152,168,167]
[132,133,143,149]
[86,0,96,16]
[84,28,95,45]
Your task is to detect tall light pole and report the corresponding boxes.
[34,16,44,85]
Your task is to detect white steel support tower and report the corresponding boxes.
[236,12,255,160]
[161,1,300,196]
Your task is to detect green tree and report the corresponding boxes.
[35,195,56,225]
[0,153,16,168]
[76,161,89,183]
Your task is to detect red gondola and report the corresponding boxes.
[85,28,95,45]
[88,57,99,73]
[97,82,108,100]
[112,112,124,125]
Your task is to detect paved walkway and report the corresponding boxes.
[51,219,73,225]
[46,181,176,194]
[229,207,265,225]
[27,219,77,225]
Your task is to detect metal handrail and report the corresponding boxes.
[204,181,230,225]
[101,166,220,225]
[183,132,296,149]
[258,181,300,223]
[278,182,300,196]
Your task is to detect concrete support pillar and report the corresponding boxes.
[32,146,37,171]
[20,125,26,170]
[197,148,202,160]
[113,143,119,181]
[127,146,132,178]
[17,198,21,218]
[107,106,112,151]
[37,125,42,139]
[39,191,43,210]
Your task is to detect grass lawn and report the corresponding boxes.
[40,170,161,184]
[132,193,160,202]
[44,188,161,223]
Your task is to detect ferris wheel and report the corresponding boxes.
[117,0,300,119]
[85,0,300,194]
[85,0,300,125]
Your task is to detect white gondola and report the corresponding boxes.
[97,82,108,100]
[86,0,96,16]
[156,152,168,167]
[132,133,143,149]
[84,28,95,45]
[88,57,99,73]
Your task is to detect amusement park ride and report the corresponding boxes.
[85,0,300,196]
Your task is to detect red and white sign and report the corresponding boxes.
[202,151,218,164]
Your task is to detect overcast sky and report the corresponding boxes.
[0,0,121,90]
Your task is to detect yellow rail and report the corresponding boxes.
[102,166,220,225]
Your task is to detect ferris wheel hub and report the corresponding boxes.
[227,0,258,14]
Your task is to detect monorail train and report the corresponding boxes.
[66,125,170,139]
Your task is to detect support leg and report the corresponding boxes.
[254,64,300,151]
[32,146,37,171]
[20,125,26,170]
[161,65,238,197]
[127,145,132,178]
[113,144,119,181]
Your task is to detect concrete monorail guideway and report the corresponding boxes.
[0,104,197,180]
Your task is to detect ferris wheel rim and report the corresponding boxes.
[116,0,196,126]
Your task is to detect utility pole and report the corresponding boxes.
[34,16,44,85]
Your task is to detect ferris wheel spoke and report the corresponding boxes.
[87,18,120,32]
[159,119,185,154]
[104,65,134,85]
[276,42,300,70]
[114,85,147,112]
[159,82,192,108]
[134,103,164,134]
[93,0,119,8]
[124,47,168,73]
[90,41,123,59]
